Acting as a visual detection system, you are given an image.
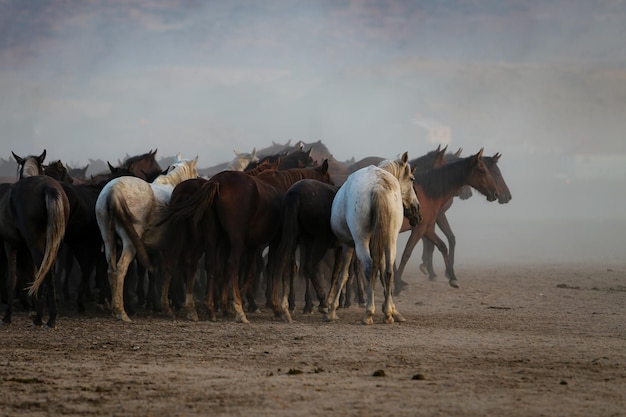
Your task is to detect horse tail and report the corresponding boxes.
[167,180,220,230]
[27,186,69,296]
[109,188,153,271]
[271,190,301,282]
[368,189,388,281]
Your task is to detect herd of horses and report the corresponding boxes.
[0,139,511,328]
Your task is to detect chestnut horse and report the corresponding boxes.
[394,149,499,289]
[416,152,512,280]
[158,158,280,320]
[165,160,332,323]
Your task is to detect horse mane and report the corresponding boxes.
[414,155,478,199]
[152,157,198,186]
[255,159,330,191]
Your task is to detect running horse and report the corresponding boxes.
[165,160,333,323]
[95,154,199,322]
[394,149,499,288]
[416,152,512,280]
[0,151,70,328]
[326,152,421,325]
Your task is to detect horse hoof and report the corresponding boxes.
[428,274,438,281]
[325,313,339,322]
[44,324,57,331]
[318,306,329,314]
[383,316,394,324]
[186,312,199,322]
[449,279,459,288]
[361,316,374,325]
[235,315,250,324]
[115,312,132,322]
[419,264,429,275]
[393,312,406,322]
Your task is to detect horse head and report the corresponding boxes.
[379,152,421,227]
[483,152,511,204]
[468,149,499,202]
[12,149,46,179]
[44,160,74,184]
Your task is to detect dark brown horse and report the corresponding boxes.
[165,160,333,323]
[416,152,512,280]
[0,151,70,328]
[119,149,162,180]
[394,149,498,289]
[269,179,342,320]
[158,159,281,319]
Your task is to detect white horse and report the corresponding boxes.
[326,151,421,325]
[95,153,199,322]
[224,147,258,171]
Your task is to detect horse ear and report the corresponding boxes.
[454,147,463,157]
[11,151,24,165]
[440,145,448,154]
[252,148,256,158]
[493,152,501,162]
[107,161,115,173]
[401,151,409,164]
[151,149,158,157]
[305,147,312,156]
[39,149,47,163]
[321,159,329,171]
[176,152,182,162]
[477,148,484,159]
[233,148,240,155]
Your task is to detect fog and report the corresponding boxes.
[1,0,625,267]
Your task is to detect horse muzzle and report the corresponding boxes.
[486,191,498,202]
[405,204,422,227]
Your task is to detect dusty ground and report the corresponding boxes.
[1,262,625,417]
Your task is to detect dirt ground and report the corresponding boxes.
[0,262,624,417]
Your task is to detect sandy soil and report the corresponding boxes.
[1,262,625,417]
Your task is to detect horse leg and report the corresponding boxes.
[303,245,330,314]
[436,212,456,271]
[422,212,455,279]
[395,228,422,293]
[384,242,405,324]
[226,243,248,323]
[356,244,375,326]
[110,246,135,322]
[325,245,353,321]
[423,227,457,288]
[1,246,17,325]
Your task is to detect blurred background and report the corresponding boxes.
[1,0,624,268]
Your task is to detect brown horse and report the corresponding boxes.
[394,149,498,289]
[119,149,162,180]
[269,179,342,319]
[416,152,512,280]
[165,160,333,323]
[158,158,281,319]
[0,151,70,328]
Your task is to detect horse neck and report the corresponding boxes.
[415,158,473,201]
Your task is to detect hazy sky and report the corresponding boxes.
[1,0,625,265]
[2,0,625,168]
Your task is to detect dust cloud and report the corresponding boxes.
[1,1,624,267]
